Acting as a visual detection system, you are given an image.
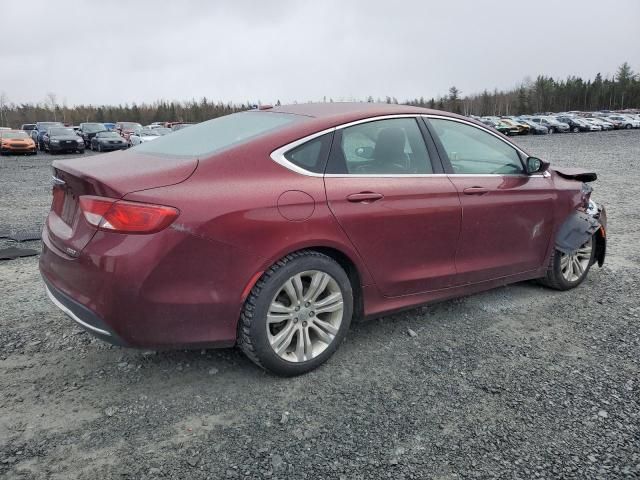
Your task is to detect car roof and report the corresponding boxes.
[270,102,453,121]
[261,102,476,141]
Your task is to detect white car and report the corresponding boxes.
[607,115,639,129]
[129,128,161,146]
[129,127,172,146]
[584,118,611,130]
[577,118,601,131]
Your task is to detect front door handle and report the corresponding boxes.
[463,186,489,195]
[347,192,384,203]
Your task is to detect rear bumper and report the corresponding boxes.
[43,276,126,346]
[39,222,262,350]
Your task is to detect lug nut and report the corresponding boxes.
[305,302,310,307]
[302,321,307,327]
[295,306,300,311]
[293,317,298,323]
[309,311,315,317]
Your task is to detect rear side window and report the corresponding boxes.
[283,133,333,174]
[134,111,302,157]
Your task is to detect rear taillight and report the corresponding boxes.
[79,196,179,234]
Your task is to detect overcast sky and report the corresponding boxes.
[1,0,638,106]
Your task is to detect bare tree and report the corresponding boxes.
[46,92,58,121]
[0,92,8,126]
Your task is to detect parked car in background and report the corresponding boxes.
[91,131,128,152]
[33,121,64,150]
[605,115,636,129]
[39,103,607,375]
[79,122,107,145]
[0,130,37,155]
[150,127,172,136]
[21,123,36,133]
[115,122,143,141]
[479,118,518,136]
[529,116,570,134]
[129,128,162,146]
[171,123,194,131]
[103,122,116,131]
[516,118,548,135]
[556,116,590,133]
[585,118,613,130]
[500,118,530,135]
[43,127,85,154]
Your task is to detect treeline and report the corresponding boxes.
[406,62,640,116]
[0,97,251,128]
[0,62,638,127]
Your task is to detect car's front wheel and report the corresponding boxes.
[238,250,353,376]
[540,236,595,290]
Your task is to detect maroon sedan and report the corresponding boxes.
[40,103,607,376]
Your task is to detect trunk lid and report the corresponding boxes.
[47,150,197,256]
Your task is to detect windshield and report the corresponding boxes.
[82,123,106,133]
[49,128,76,135]
[97,132,121,138]
[1,131,29,139]
[134,111,303,157]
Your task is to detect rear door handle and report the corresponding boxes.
[347,192,384,203]
[463,186,489,195]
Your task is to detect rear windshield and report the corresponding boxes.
[134,111,302,157]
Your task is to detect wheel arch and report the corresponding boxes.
[247,243,367,321]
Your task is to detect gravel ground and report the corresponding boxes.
[1,130,639,479]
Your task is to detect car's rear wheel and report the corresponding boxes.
[572,126,579,133]
[625,124,632,129]
[540,235,595,290]
[238,250,353,376]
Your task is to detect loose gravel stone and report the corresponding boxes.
[1,133,639,479]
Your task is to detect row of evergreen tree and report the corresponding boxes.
[406,62,639,116]
[0,62,637,127]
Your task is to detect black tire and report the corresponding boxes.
[238,250,353,376]
[572,126,579,133]
[625,124,632,129]
[98,144,103,152]
[547,128,554,134]
[539,235,596,291]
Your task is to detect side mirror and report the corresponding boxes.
[526,156,550,174]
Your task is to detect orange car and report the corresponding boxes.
[0,130,37,155]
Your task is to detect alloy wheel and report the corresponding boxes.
[560,238,592,282]
[266,270,344,363]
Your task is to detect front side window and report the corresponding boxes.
[328,118,433,174]
[429,119,523,175]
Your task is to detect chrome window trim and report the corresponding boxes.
[270,113,540,178]
[45,286,112,337]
